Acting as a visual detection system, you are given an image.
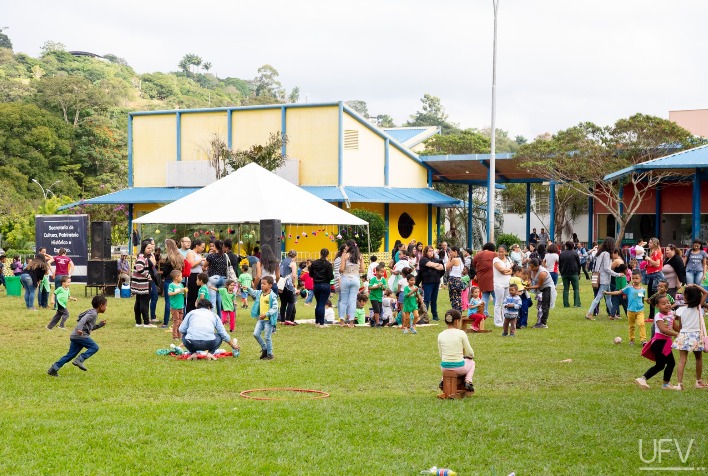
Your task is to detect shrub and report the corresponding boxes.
[495,232,523,250]
[336,209,385,253]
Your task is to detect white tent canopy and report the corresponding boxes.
[133,163,368,226]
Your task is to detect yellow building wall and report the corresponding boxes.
[387,147,428,188]
[133,115,176,187]
[180,112,229,162]
[231,109,281,151]
[341,115,385,187]
[388,203,429,249]
[285,106,339,185]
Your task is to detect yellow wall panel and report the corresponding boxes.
[388,203,429,249]
[341,115,385,187]
[232,109,281,151]
[286,106,339,185]
[180,112,229,162]
[132,115,176,187]
[388,147,427,188]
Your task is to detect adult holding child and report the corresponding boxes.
[417,245,444,321]
[185,239,206,314]
[473,242,497,321]
[446,246,465,311]
[160,239,184,328]
[683,240,707,286]
[310,248,334,328]
[492,245,513,327]
[339,240,365,327]
[585,237,621,321]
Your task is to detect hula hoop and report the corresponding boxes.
[239,387,330,401]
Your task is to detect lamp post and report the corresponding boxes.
[32,179,60,199]
[487,0,500,243]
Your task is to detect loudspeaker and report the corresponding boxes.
[91,221,112,259]
[260,219,282,254]
[87,260,118,286]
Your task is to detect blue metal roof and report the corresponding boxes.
[301,186,463,207]
[382,128,429,144]
[604,143,708,181]
[58,187,201,210]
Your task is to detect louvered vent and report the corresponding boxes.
[344,130,359,150]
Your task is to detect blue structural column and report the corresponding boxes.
[549,182,556,242]
[427,204,433,246]
[525,183,531,245]
[655,185,661,239]
[176,112,181,161]
[384,203,390,252]
[587,192,594,245]
[692,169,701,240]
[281,106,287,156]
[467,184,473,249]
[227,109,233,149]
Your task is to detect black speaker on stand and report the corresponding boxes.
[260,219,282,254]
[87,260,118,294]
[90,221,112,260]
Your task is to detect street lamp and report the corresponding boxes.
[487,0,500,243]
[32,179,60,199]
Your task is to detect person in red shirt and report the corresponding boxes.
[53,248,74,290]
[645,237,664,321]
[472,242,498,319]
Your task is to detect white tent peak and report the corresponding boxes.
[133,162,368,226]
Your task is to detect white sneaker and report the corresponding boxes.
[144,324,157,328]
[662,384,681,390]
[135,324,143,328]
[635,377,650,390]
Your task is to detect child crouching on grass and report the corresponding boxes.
[244,276,279,360]
[48,295,107,377]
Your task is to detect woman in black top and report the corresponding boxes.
[310,248,335,327]
[20,257,49,310]
[416,245,444,321]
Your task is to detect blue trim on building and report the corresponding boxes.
[384,138,390,187]
[384,203,390,252]
[693,170,701,240]
[176,112,182,161]
[127,115,133,187]
[338,102,343,187]
[427,169,433,187]
[281,106,287,156]
[130,102,343,117]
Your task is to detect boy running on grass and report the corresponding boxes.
[47,295,107,376]
[46,275,77,330]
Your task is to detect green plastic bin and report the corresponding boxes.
[6,275,21,296]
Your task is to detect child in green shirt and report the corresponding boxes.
[196,273,209,309]
[47,275,77,330]
[167,270,186,339]
[238,265,253,309]
[368,265,386,327]
[402,274,421,335]
[355,293,368,325]
[218,279,237,332]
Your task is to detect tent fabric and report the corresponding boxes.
[133,163,368,226]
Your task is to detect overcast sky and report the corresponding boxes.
[5,0,708,139]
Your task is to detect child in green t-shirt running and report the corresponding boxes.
[238,265,253,309]
[218,279,238,332]
[167,270,187,339]
[368,265,386,327]
[47,275,77,330]
[402,274,421,335]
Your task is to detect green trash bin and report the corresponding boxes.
[6,275,21,296]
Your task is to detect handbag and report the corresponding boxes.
[226,255,238,282]
[277,276,288,292]
[591,272,600,289]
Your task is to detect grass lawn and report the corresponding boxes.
[0,283,705,475]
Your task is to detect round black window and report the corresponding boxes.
[397,212,415,239]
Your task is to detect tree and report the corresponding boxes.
[346,100,369,118]
[37,75,112,126]
[200,134,234,180]
[178,53,202,75]
[225,132,288,173]
[202,61,212,72]
[420,129,490,155]
[0,30,12,50]
[103,54,130,67]
[335,209,385,253]
[374,114,395,128]
[516,114,699,243]
[40,41,66,56]
[406,93,460,135]
[252,64,284,100]
[288,86,300,103]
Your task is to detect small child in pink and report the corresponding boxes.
[467,286,487,332]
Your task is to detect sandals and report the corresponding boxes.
[585,314,596,321]
[695,380,708,389]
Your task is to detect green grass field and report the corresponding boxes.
[0,284,705,475]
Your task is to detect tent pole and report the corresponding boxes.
[238,224,241,257]
[366,224,371,256]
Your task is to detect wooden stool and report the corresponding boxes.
[437,370,467,399]
[460,317,489,334]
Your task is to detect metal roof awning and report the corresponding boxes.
[421,154,548,184]
[58,187,202,210]
[604,143,708,181]
[301,186,463,207]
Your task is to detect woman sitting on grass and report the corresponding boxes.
[437,309,475,394]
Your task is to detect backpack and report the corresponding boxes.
[182,258,191,278]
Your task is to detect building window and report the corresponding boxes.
[344,130,359,150]
[533,190,550,216]
[398,212,415,238]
